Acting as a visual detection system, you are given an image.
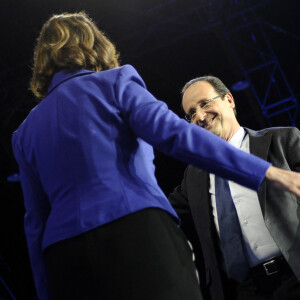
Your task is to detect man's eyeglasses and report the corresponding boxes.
[184,95,222,122]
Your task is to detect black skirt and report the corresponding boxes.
[44,208,203,300]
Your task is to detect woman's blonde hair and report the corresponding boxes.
[30,12,120,98]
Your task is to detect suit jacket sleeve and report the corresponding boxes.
[12,133,51,300]
[115,65,271,191]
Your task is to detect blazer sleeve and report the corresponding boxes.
[12,133,51,300]
[114,65,271,191]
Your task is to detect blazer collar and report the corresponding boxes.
[244,127,273,215]
[244,127,272,160]
[47,69,95,95]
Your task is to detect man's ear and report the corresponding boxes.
[225,93,235,108]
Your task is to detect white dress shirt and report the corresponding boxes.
[209,127,281,267]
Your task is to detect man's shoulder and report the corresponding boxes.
[245,126,298,137]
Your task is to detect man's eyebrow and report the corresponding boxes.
[198,98,210,102]
[190,98,209,108]
[187,99,207,113]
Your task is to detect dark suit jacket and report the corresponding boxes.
[169,127,300,300]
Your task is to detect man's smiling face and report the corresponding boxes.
[182,81,239,141]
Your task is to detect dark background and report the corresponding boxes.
[0,0,299,298]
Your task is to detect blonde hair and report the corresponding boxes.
[30,12,120,98]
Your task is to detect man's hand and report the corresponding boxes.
[266,166,300,198]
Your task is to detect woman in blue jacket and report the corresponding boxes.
[12,12,300,300]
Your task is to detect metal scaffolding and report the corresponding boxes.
[113,0,299,126]
[1,0,298,129]
[223,0,299,126]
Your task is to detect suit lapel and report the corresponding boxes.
[245,128,272,215]
[192,128,272,219]
[188,166,214,234]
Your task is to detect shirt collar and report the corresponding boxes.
[228,126,245,149]
[47,69,95,95]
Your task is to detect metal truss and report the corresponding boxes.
[222,0,299,126]
[2,0,298,128]
[115,0,271,60]
[115,0,299,125]
[116,0,224,60]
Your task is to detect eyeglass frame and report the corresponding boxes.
[184,94,223,122]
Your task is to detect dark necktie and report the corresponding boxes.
[215,175,249,282]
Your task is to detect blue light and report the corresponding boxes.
[7,173,20,182]
[231,80,250,92]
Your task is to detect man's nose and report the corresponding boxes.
[194,108,207,123]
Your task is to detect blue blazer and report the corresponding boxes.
[12,65,270,300]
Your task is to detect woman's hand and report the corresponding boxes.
[266,166,300,198]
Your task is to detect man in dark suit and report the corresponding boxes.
[169,76,300,300]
